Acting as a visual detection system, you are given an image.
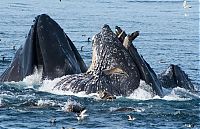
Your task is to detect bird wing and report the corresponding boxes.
[80,109,87,116]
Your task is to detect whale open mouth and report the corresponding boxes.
[0,14,87,82]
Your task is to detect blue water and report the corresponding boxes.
[0,0,199,129]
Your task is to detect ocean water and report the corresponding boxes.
[0,0,199,129]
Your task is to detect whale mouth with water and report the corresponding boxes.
[0,14,87,82]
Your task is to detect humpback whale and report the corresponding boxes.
[0,14,87,82]
[54,25,141,96]
[158,64,195,92]
[0,14,196,97]
[54,24,165,96]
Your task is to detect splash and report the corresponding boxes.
[37,99,57,107]
[40,78,155,99]
[61,99,81,112]
[162,87,200,100]
[39,77,200,101]
[5,70,199,101]
[4,67,43,89]
[39,77,64,95]
[22,67,43,88]
[127,80,155,100]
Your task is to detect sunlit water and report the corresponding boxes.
[0,0,199,129]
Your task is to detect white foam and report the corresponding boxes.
[22,67,43,88]
[5,67,43,89]
[109,107,118,112]
[0,98,2,107]
[127,80,200,101]
[61,99,81,112]
[37,99,57,107]
[39,77,200,101]
[40,78,151,100]
[5,70,197,101]
[39,77,64,95]
[162,87,200,101]
[134,107,145,113]
[127,80,155,100]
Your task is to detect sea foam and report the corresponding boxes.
[6,70,199,101]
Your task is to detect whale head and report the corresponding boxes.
[0,14,87,82]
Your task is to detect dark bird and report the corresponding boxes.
[87,37,90,42]
[81,46,84,51]
[2,56,5,62]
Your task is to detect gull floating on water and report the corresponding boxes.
[50,117,56,125]
[76,109,88,121]
[183,0,192,9]
[127,115,136,121]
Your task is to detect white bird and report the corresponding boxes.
[50,117,56,125]
[76,109,88,121]
[127,115,136,121]
[183,0,192,9]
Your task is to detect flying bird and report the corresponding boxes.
[76,109,88,121]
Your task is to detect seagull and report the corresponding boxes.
[183,0,192,9]
[50,117,56,125]
[127,115,136,121]
[76,109,88,121]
